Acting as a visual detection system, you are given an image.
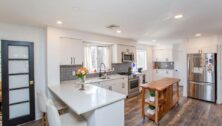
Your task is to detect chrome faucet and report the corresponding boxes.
[99,63,106,77]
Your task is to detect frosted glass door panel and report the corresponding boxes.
[9,61,29,74]
[9,102,30,119]
[2,40,35,125]
[9,46,28,59]
[9,89,30,104]
[9,75,29,89]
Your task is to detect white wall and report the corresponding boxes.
[136,44,153,83]
[173,42,187,96]
[0,22,46,119]
[216,35,222,104]
[47,27,137,87]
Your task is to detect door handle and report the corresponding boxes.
[30,80,34,85]
[108,86,112,90]
[122,83,125,88]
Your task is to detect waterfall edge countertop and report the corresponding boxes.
[48,83,126,115]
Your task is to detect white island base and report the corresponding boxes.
[83,100,124,126]
[49,83,126,126]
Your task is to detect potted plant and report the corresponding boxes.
[149,90,155,102]
[76,67,89,90]
[147,105,155,115]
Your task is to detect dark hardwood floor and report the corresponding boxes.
[21,88,222,126]
[125,88,222,126]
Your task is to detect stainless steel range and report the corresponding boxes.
[118,72,140,98]
[187,53,217,102]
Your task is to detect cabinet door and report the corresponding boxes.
[111,79,121,93]
[165,70,174,77]
[91,82,102,88]
[202,46,217,53]
[138,75,143,91]
[112,45,125,63]
[112,79,127,95]
[101,78,128,95]
[153,50,159,61]
[186,48,199,54]
[101,81,113,90]
[153,69,161,80]
[155,50,165,61]
[155,50,161,61]
[60,38,84,65]
[154,49,173,62]
[166,50,173,61]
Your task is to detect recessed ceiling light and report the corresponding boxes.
[152,40,156,42]
[57,21,63,24]
[195,33,202,37]
[116,30,122,34]
[174,14,183,19]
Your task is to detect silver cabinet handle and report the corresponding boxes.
[71,57,73,64]
[122,83,125,88]
[108,86,112,90]
[73,57,75,65]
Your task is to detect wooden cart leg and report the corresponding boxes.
[41,113,48,126]
[155,90,159,124]
[176,82,180,105]
[141,88,145,119]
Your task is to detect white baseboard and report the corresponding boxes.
[35,112,43,120]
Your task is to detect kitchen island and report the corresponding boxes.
[141,77,180,124]
[49,82,126,126]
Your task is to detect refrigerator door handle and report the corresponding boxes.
[189,81,215,85]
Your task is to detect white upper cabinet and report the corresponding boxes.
[186,36,218,54]
[60,38,84,65]
[153,49,173,62]
[112,44,136,63]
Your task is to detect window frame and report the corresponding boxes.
[136,49,147,71]
[84,45,111,73]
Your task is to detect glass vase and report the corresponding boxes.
[79,76,86,90]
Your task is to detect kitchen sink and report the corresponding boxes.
[99,76,110,79]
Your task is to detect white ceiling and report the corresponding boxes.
[1,0,222,44]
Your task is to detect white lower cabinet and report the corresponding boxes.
[100,78,128,96]
[90,82,103,88]
[153,69,174,81]
[137,74,144,91]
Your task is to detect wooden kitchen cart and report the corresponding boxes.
[141,78,180,124]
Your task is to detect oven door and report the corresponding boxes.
[129,79,139,89]
[128,78,140,97]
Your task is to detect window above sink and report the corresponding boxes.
[84,44,112,73]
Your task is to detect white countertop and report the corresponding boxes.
[61,74,128,84]
[48,83,126,115]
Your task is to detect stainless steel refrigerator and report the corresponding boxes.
[187,53,216,102]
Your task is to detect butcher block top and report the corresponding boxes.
[141,77,180,91]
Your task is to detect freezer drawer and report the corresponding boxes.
[188,81,216,102]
